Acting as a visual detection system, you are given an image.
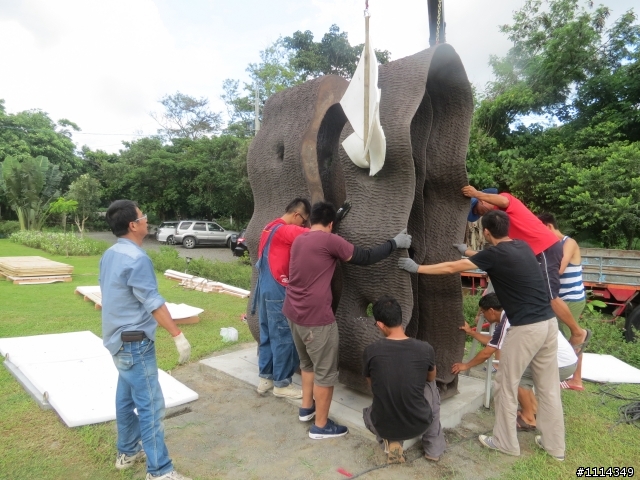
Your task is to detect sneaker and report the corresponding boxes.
[309,418,349,439]
[299,403,316,422]
[257,378,273,394]
[146,470,192,480]
[534,435,565,461]
[115,449,146,470]
[273,384,302,399]
[384,440,405,464]
[478,435,519,456]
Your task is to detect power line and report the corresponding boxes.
[0,125,156,137]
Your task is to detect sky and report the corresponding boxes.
[0,0,636,153]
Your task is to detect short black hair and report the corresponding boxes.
[537,212,558,229]
[285,198,311,217]
[372,296,403,327]
[309,201,336,227]
[481,210,510,239]
[106,200,138,237]
[478,293,502,311]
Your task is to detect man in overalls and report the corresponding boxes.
[252,198,311,398]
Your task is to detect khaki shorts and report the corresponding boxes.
[519,362,577,390]
[288,320,339,387]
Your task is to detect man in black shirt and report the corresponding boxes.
[398,210,565,461]
[362,296,445,464]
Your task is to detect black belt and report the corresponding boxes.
[121,330,147,342]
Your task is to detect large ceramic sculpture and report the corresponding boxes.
[245,43,473,398]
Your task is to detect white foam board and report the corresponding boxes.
[0,331,198,427]
[166,302,204,319]
[582,353,640,383]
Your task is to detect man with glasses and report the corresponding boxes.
[252,198,311,399]
[100,200,192,480]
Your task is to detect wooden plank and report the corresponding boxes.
[174,316,200,325]
[8,275,72,285]
[0,256,73,277]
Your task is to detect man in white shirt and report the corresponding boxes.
[453,293,577,430]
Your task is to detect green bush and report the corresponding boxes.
[9,231,109,256]
[463,293,482,326]
[148,247,252,290]
[0,221,20,237]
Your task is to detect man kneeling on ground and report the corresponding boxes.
[362,296,445,464]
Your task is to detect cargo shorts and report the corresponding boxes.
[288,320,339,387]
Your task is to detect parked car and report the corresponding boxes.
[174,220,239,249]
[155,221,180,244]
[231,229,248,257]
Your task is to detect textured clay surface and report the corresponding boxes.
[245,44,473,397]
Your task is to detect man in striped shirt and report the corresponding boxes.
[538,213,588,391]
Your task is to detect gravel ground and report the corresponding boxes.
[86,231,236,263]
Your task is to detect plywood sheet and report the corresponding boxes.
[0,331,199,427]
[0,256,73,277]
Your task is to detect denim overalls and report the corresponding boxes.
[252,224,299,387]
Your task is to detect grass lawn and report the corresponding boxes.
[0,240,252,479]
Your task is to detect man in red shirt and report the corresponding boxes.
[252,198,310,399]
[461,186,590,351]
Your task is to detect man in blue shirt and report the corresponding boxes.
[100,200,192,480]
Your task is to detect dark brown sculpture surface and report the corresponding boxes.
[245,44,473,398]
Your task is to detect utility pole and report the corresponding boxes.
[254,83,261,134]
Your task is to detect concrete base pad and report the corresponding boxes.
[200,344,486,449]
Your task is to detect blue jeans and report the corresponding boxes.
[113,339,173,476]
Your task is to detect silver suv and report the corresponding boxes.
[174,220,239,249]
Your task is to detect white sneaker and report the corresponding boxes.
[146,470,192,480]
[115,449,146,470]
[273,384,302,398]
[257,378,274,394]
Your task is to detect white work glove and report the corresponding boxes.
[453,244,468,255]
[173,332,191,364]
[398,257,419,273]
[393,229,412,249]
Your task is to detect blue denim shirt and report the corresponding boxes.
[99,238,165,355]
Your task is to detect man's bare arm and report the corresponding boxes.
[560,237,580,274]
[417,258,477,275]
[427,367,436,382]
[152,303,181,337]
[461,186,509,209]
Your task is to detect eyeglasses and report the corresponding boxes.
[296,212,308,225]
[134,214,147,223]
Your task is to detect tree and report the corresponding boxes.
[151,92,223,141]
[283,24,390,80]
[48,197,78,232]
[67,174,101,237]
[0,155,62,230]
[0,105,82,188]
[221,26,392,136]
[466,0,640,247]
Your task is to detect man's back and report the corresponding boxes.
[282,230,353,326]
[363,338,434,441]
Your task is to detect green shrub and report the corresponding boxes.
[463,293,482,326]
[148,247,252,290]
[9,231,109,256]
[0,221,21,237]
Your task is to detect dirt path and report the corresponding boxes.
[142,345,532,480]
